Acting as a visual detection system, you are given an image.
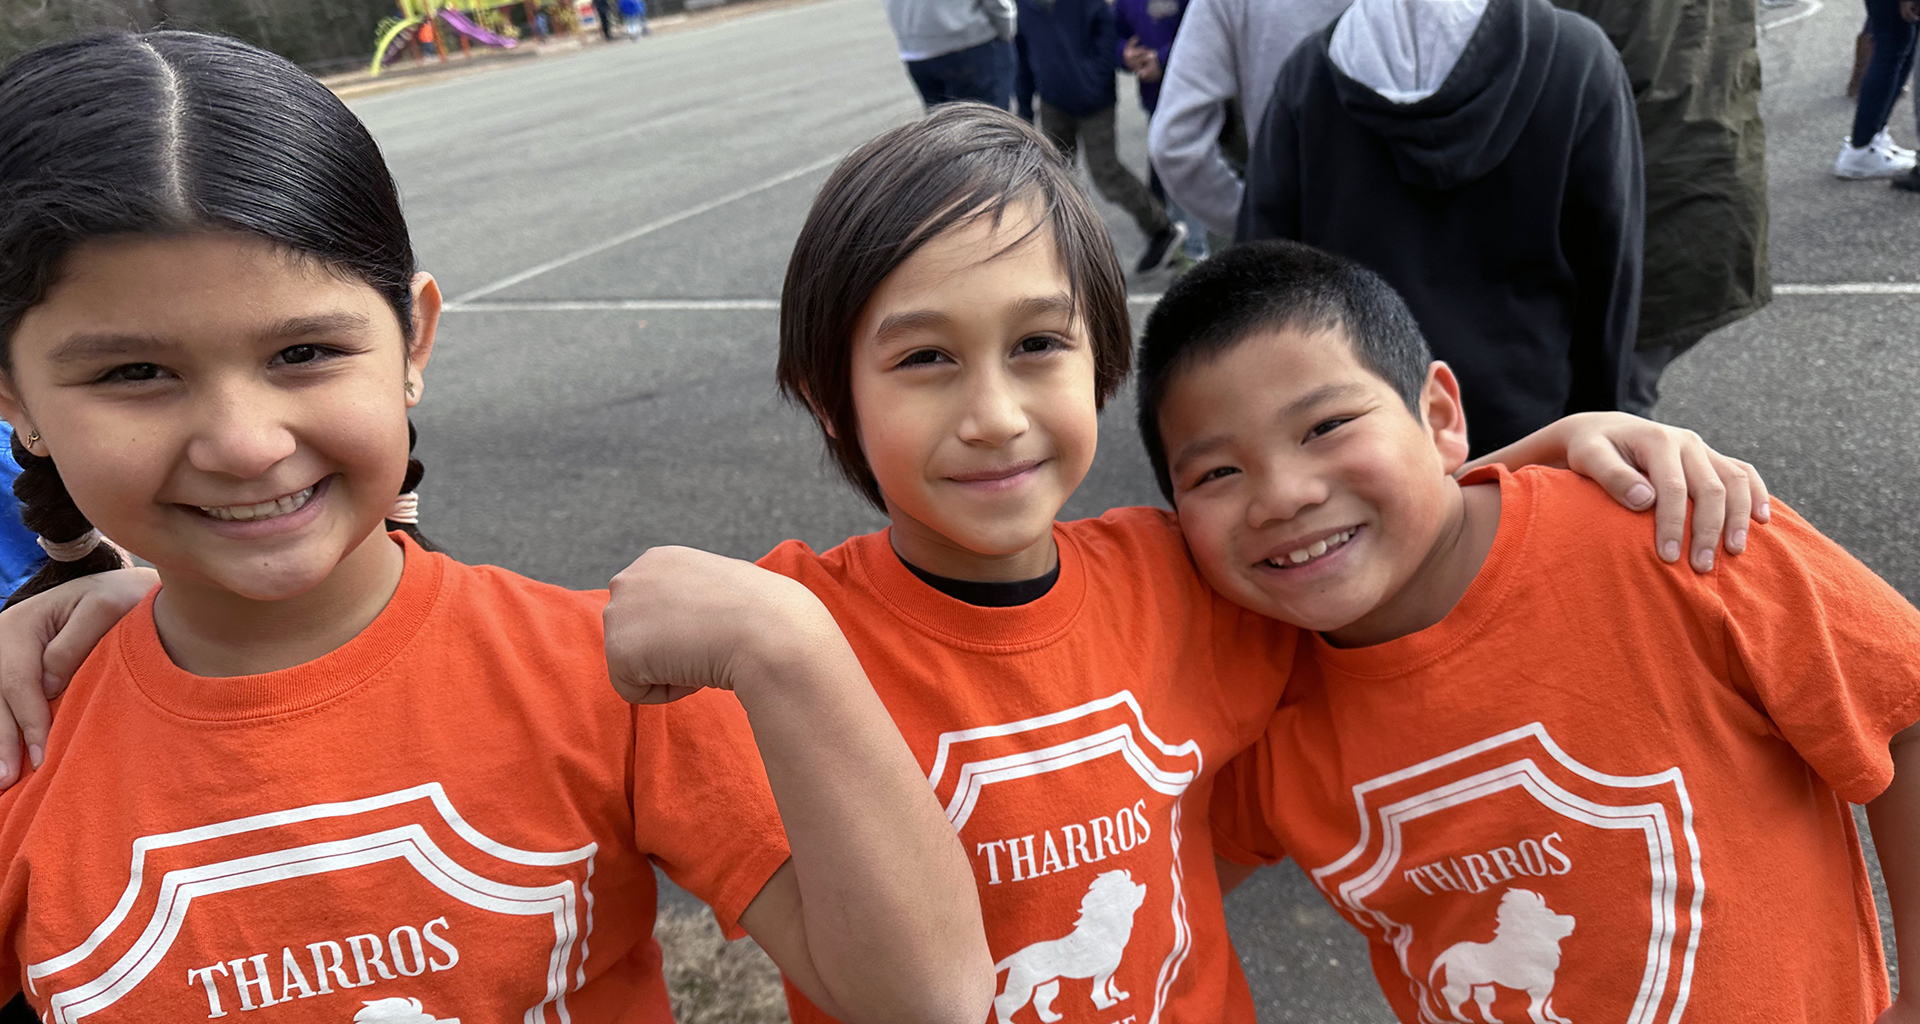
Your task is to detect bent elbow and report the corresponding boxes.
[905,951,997,1024]
[846,942,995,1024]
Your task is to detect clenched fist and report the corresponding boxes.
[603,545,839,706]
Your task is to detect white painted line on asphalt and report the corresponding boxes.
[444,153,844,307]
[1762,0,1824,30]
[443,283,1918,312]
[1775,282,1920,294]
[447,298,781,311]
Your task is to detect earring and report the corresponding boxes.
[404,379,416,398]
[21,429,39,451]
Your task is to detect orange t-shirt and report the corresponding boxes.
[0,535,790,1023]
[1212,466,1920,1023]
[761,508,1296,1024]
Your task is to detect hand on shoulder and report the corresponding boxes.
[0,567,156,788]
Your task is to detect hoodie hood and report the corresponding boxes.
[1330,0,1489,103]
[1325,0,1558,190]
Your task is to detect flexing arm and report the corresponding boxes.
[1868,723,1920,1024]
[605,547,991,1024]
[1148,0,1243,235]
[1466,412,1769,572]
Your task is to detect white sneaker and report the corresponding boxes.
[1870,129,1916,162]
[1834,138,1917,178]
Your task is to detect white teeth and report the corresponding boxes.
[199,486,315,522]
[1271,529,1356,569]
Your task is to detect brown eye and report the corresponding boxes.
[279,344,319,364]
[98,363,162,384]
[1308,417,1352,440]
[897,349,948,368]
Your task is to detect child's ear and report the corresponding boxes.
[1419,361,1471,472]
[0,377,33,452]
[798,385,837,440]
[405,273,442,408]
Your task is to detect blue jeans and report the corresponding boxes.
[1853,0,1919,143]
[905,38,1014,111]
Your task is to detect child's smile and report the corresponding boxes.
[186,478,326,532]
[1255,523,1364,575]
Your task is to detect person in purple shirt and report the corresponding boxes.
[1115,0,1209,263]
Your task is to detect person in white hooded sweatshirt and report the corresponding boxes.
[1236,0,1644,457]
[1147,0,1353,238]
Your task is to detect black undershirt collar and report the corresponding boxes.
[899,553,1061,607]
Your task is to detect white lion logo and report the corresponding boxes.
[993,869,1150,1024]
[350,997,460,1023]
[1427,888,1575,1024]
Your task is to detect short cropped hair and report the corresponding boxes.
[1135,241,1432,502]
[777,103,1131,511]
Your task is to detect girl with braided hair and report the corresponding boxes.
[0,30,988,1024]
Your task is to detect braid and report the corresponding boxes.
[385,419,439,553]
[4,433,126,609]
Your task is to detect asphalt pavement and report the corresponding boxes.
[346,0,1918,1016]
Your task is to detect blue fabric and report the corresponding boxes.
[0,423,44,597]
[1854,0,1919,144]
[1112,0,1187,111]
[1015,0,1122,118]
[906,38,1015,108]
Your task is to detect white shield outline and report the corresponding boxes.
[927,690,1201,1024]
[28,783,597,1024]
[1309,722,1704,1024]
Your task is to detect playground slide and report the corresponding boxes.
[373,16,423,73]
[438,9,519,49]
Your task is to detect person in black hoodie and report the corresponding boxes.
[1237,0,1641,456]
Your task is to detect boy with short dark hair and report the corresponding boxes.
[1137,240,1920,1023]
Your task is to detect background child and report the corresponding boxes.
[0,31,988,1024]
[1135,240,1920,1022]
[620,0,649,40]
[1015,0,1186,272]
[1237,0,1643,456]
[1113,0,1209,266]
[0,103,1764,1024]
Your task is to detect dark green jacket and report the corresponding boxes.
[1552,0,1770,350]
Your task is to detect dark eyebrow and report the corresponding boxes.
[1168,381,1375,473]
[259,312,373,341]
[872,309,952,346]
[1007,293,1075,323]
[44,332,182,365]
[44,312,373,366]
[871,293,1075,348]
